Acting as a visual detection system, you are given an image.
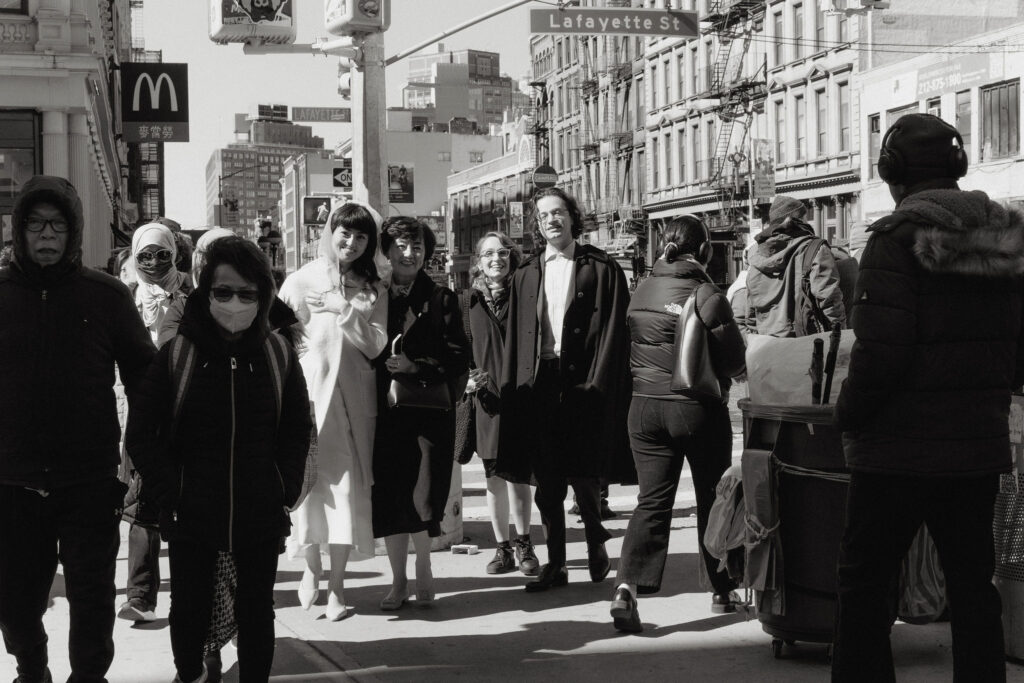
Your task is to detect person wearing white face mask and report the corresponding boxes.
[126,237,312,683]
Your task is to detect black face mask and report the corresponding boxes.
[136,259,173,281]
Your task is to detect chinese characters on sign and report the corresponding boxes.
[120,63,189,143]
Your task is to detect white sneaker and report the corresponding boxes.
[117,598,156,622]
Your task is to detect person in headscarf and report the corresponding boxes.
[131,222,191,344]
[278,201,389,621]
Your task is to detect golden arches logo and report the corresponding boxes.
[132,73,178,112]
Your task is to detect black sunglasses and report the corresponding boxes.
[211,287,259,304]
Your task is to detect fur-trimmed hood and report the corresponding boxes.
[879,189,1024,277]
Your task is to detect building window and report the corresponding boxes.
[775,101,786,165]
[690,46,699,96]
[691,123,700,177]
[437,151,451,162]
[956,89,972,160]
[981,79,1020,161]
[664,131,673,184]
[469,151,484,163]
[704,42,713,91]
[652,138,660,188]
[887,103,917,128]
[794,4,804,59]
[0,1,28,14]
[678,127,687,183]
[868,113,881,179]
[636,76,645,124]
[815,6,825,52]
[663,58,671,106]
[838,82,850,152]
[795,94,806,161]
[927,97,941,118]
[706,119,716,178]
[773,11,784,66]
[677,54,686,101]
[637,149,646,196]
[816,89,827,156]
[838,12,849,43]
[0,110,40,232]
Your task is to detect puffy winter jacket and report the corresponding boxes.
[835,186,1024,476]
[125,294,312,549]
[627,258,746,399]
[747,219,846,337]
[0,176,154,489]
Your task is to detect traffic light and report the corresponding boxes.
[338,62,353,99]
[325,0,391,36]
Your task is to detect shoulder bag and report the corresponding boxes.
[670,282,723,402]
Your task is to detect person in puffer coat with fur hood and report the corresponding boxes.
[832,113,1024,683]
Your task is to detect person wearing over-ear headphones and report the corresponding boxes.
[831,112,1024,681]
[608,214,747,632]
[746,194,846,337]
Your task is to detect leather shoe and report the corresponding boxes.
[524,563,568,592]
[609,587,643,633]
[588,542,610,583]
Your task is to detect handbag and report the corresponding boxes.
[386,335,453,410]
[287,401,319,512]
[670,283,723,402]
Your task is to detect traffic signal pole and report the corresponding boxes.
[353,32,387,211]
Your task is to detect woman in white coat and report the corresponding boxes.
[280,202,388,621]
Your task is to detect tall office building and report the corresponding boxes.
[205,108,325,238]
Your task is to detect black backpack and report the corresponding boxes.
[793,237,831,337]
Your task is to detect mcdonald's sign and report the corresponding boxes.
[121,63,190,143]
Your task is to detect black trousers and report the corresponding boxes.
[168,536,279,683]
[125,524,161,608]
[532,362,611,569]
[0,479,124,683]
[832,471,1005,683]
[616,397,735,595]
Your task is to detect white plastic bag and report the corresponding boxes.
[745,330,856,406]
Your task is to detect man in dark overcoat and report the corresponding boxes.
[497,187,632,592]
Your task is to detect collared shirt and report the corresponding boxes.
[540,241,576,359]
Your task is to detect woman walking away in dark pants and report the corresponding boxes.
[127,237,311,683]
[610,215,747,633]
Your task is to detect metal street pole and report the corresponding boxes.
[353,32,387,210]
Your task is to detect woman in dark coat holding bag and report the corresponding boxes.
[126,237,312,683]
[609,215,747,633]
[373,216,469,610]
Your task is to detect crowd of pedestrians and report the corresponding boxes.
[1,110,1022,683]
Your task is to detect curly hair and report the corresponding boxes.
[532,187,584,247]
[469,231,522,282]
[379,215,436,262]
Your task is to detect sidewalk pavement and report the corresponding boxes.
[6,387,1024,681]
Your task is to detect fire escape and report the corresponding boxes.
[127,0,164,229]
[699,0,767,231]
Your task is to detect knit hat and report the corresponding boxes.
[768,195,806,226]
[883,113,965,184]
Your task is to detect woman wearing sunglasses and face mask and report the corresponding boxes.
[126,237,312,683]
[131,222,191,343]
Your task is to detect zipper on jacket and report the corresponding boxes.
[229,356,237,552]
[41,289,47,301]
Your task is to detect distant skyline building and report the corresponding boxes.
[205,111,325,238]
[400,44,531,132]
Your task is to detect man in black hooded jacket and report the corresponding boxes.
[832,113,1024,682]
[0,176,154,683]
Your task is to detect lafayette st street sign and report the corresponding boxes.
[530,8,699,37]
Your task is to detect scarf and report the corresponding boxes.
[132,223,187,328]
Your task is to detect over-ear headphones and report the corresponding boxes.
[681,213,712,265]
[877,117,968,185]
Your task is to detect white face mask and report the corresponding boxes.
[209,296,258,334]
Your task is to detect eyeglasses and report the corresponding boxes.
[211,287,259,304]
[135,249,173,265]
[479,248,511,259]
[25,218,69,233]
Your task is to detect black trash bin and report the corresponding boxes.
[739,399,850,659]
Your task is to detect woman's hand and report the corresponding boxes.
[465,368,489,394]
[385,352,418,375]
[305,290,346,315]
